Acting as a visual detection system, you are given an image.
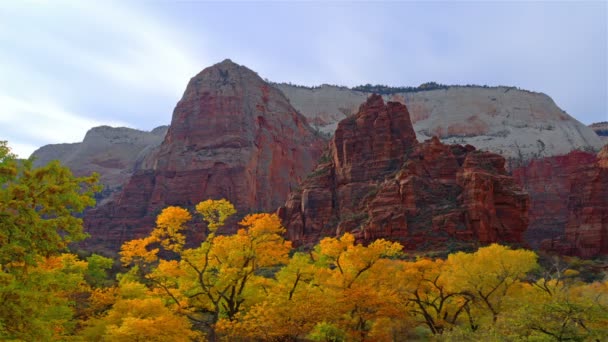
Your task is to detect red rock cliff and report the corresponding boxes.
[84,60,323,254]
[513,145,608,257]
[279,95,529,250]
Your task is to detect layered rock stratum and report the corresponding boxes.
[513,145,608,258]
[82,59,323,253]
[279,95,529,250]
[590,122,608,142]
[276,84,603,161]
[31,126,168,204]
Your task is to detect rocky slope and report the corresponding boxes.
[277,84,603,161]
[31,125,168,204]
[279,95,529,250]
[83,60,323,254]
[513,145,608,258]
[590,122,608,142]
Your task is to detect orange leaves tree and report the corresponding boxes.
[217,233,406,341]
[119,199,292,334]
[117,198,607,341]
[314,233,405,341]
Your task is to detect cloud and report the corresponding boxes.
[0,94,127,157]
[0,0,204,158]
[0,1,204,96]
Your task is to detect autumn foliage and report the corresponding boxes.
[0,140,606,341]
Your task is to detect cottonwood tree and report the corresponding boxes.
[119,199,292,336]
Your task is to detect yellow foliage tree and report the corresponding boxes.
[152,206,192,253]
[80,277,201,342]
[216,252,331,340]
[397,258,475,335]
[313,234,403,341]
[444,244,538,327]
[118,199,292,338]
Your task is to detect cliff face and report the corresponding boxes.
[565,145,608,257]
[31,126,168,204]
[589,122,608,142]
[512,151,597,248]
[513,145,608,258]
[279,95,529,250]
[276,84,604,161]
[83,60,323,254]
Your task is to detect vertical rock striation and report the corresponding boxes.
[84,60,323,253]
[279,95,529,250]
[513,145,608,257]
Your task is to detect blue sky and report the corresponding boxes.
[1,0,606,158]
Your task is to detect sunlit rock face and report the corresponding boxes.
[83,60,323,254]
[276,84,604,161]
[280,95,529,250]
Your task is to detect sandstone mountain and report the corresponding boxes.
[82,59,323,254]
[29,61,605,256]
[31,125,168,204]
[34,69,601,208]
[590,122,608,142]
[276,84,603,161]
[513,144,608,258]
[279,95,529,251]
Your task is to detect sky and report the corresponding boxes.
[1,1,606,158]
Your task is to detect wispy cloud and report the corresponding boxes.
[0,0,204,158]
[0,94,127,155]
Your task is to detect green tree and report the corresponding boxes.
[0,141,99,268]
[0,141,100,340]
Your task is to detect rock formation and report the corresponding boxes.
[31,60,603,257]
[31,125,168,204]
[276,84,603,160]
[83,59,323,254]
[279,95,529,250]
[513,145,608,257]
[589,122,608,142]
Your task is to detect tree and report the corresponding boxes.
[79,276,200,342]
[119,200,292,336]
[216,252,331,340]
[313,234,404,341]
[85,254,114,288]
[171,211,292,325]
[217,234,405,341]
[500,272,608,340]
[0,141,99,340]
[444,244,538,326]
[151,206,192,253]
[397,258,474,335]
[0,254,91,340]
[0,141,99,268]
